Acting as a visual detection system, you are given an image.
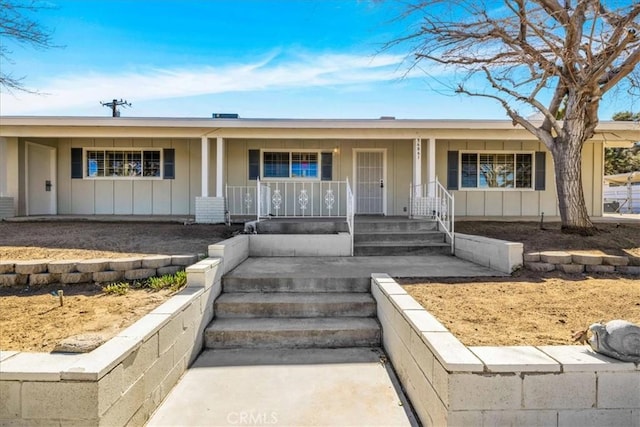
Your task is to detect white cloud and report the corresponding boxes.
[0,51,416,115]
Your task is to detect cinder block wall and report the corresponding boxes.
[372,274,640,427]
[0,236,250,426]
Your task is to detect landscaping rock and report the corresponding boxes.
[171,254,198,266]
[53,334,106,353]
[142,255,173,269]
[525,262,556,272]
[523,252,541,262]
[585,265,616,273]
[557,264,585,274]
[109,258,142,271]
[59,272,93,284]
[539,251,573,264]
[29,273,59,286]
[602,255,629,266]
[47,260,78,274]
[615,266,640,275]
[93,270,124,283]
[571,253,603,265]
[157,265,184,276]
[76,259,109,273]
[14,260,49,274]
[0,274,28,287]
[124,268,156,281]
[0,262,15,274]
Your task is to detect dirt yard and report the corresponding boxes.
[0,219,639,351]
[0,221,239,352]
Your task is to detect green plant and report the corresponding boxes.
[143,271,187,293]
[102,282,130,295]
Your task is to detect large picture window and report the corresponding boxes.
[262,151,319,179]
[85,149,161,178]
[461,152,533,189]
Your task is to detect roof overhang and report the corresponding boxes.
[0,116,638,143]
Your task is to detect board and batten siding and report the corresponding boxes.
[436,140,604,217]
[224,138,413,216]
[56,138,201,215]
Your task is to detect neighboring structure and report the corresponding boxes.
[0,116,638,222]
[604,171,640,214]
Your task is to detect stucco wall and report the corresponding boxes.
[436,140,604,217]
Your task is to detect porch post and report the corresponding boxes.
[413,138,422,196]
[0,137,7,196]
[216,137,224,197]
[201,136,209,197]
[427,137,436,197]
[0,137,16,218]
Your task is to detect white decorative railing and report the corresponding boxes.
[255,180,348,218]
[346,177,355,256]
[410,178,455,254]
[225,184,258,216]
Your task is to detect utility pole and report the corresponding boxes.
[100,99,132,117]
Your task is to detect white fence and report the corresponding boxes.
[604,184,640,214]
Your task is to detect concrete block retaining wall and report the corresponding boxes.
[0,255,199,288]
[208,233,350,258]
[0,237,250,426]
[372,274,640,427]
[453,233,524,274]
[525,251,640,274]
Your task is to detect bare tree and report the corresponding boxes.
[389,0,640,234]
[0,0,55,92]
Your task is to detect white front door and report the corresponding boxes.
[354,150,386,215]
[26,142,56,215]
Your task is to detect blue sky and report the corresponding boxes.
[0,0,635,119]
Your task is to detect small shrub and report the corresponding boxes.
[143,271,187,293]
[102,282,130,295]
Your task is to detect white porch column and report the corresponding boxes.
[427,137,436,197]
[201,136,209,197]
[413,138,422,196]
[216,137,224,197]
[0,137,16,218]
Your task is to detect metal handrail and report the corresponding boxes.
[346,177,355,256]
[409,178,455,254]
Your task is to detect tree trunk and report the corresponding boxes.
[550,134,595,235]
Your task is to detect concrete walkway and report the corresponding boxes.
[147,255,502,426]
[225,255,504,279]
[147,348,417,427]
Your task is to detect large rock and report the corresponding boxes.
[589,320,640,363]
[53,334,106,353]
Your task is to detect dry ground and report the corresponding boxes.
[402,220,640,346]
[0,221,239,352]
[0,220,639,351]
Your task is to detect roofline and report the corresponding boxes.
[0,115,636,129]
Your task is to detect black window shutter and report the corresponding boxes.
[163,148,175,179]
[248,149,260,180]
[535,151,546,191]
[321,152,333,181]
[447,151,459,190]
[71,148,83,179]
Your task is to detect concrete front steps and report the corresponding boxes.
[205,275,380,349]
[354,218,451,256]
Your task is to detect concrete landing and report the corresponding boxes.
[225,255,505,280]
[147,348,417,427]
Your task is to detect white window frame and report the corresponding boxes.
[459,150,536,191]
[83,147,163,180]
[259,149,323,180]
